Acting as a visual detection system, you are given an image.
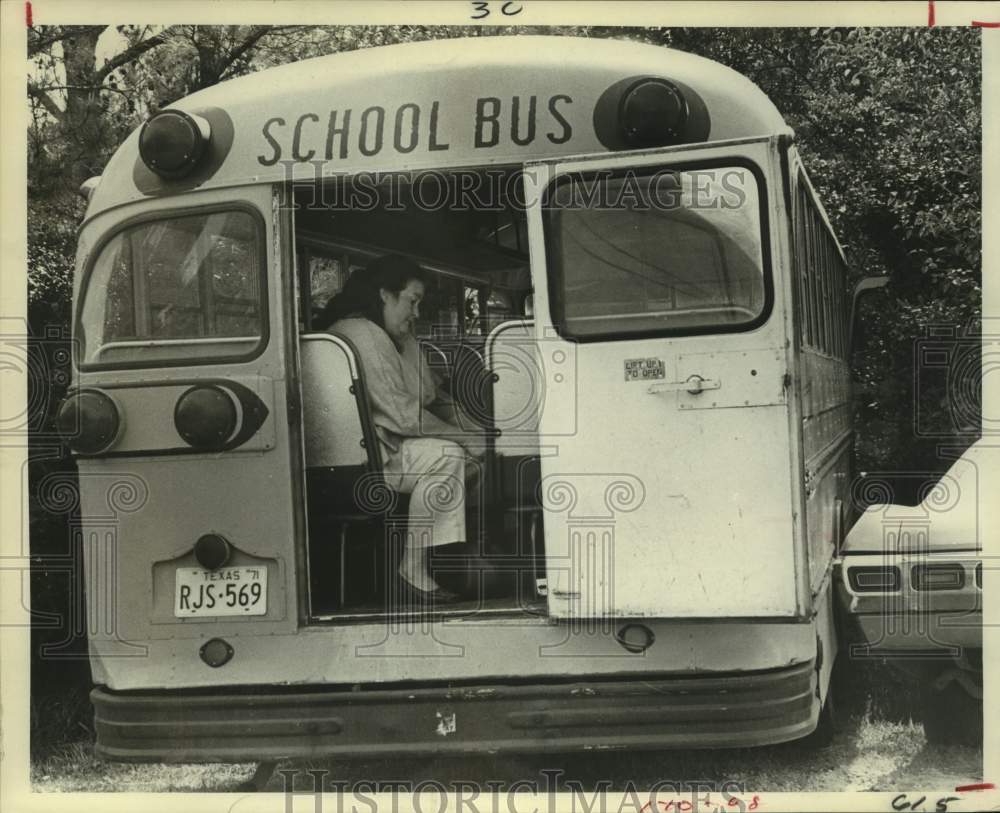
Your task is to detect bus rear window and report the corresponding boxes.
[79,209,265,367]
[543,165,768,339]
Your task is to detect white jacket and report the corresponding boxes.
[329,317,463,464]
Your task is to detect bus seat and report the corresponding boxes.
[301,333,400,609]
[301,333,372,471]
[485,319,542,458]
[485,320,543,586]
[486,319,541,499]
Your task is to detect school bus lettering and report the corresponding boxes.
[258,115,285,166]
[326,109,351,159]
[511,95,536,146]
[474,97,502,148]
[394,102,420,153]
[293,112,320,161]
[475,94,574,149]
[547,93,573,144]
[428,100,450,151]
[259,101,452,165]
[359,106,386,156]
[258,95,571,165]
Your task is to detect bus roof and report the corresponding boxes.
[86,35,789,222]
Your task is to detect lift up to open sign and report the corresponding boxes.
[624,357,666,381]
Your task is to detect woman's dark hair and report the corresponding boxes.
[315,254,427,331]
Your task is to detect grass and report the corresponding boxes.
[30,741,256,793]
[29,677,94,763]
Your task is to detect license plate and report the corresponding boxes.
[174,566,268,617]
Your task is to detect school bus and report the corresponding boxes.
[58,35,892,763]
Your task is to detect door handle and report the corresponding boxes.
[647,375,721,395]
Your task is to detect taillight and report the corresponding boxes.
[200,638,234,668]
[848,565,901,592]
[174,385,239,451]
[139,109,212,178]
[55,389,121,455]
[911,563,965,591]
[194,533,232,570]
[976,562,982,589]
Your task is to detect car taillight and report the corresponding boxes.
[55,389,121,455]
[174,385,239,451]
[848,565,901,592]
[911,563,965,591]
[976,562,982,589]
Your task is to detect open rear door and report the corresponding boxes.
[523,137,808,620]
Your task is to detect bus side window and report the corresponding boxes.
[464,285,484,335]
[794,187,812,348]
[827,238,842,357]
[407,273,462,339]
[834,245,848,359]
[310,254,347,321]
[796,176,849,360]
[824,219,837,355]
[814,207,829,354]
[801,187,820,350]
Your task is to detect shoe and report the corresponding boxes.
[394,576,462,606]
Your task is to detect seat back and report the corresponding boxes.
[485,320,544,509]
[301,334,403,611]
[485,320,542,455]
[301,333,373,470]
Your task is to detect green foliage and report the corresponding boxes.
[28,197,81,313]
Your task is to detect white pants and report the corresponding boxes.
[382,438,474,549]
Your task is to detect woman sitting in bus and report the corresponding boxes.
[315,254,484,603]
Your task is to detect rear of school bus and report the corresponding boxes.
[61,36,838,761]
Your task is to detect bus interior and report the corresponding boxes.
[294,168,545,619]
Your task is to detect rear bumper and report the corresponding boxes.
[92,662,817,762]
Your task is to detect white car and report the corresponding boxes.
[836,439,989,744]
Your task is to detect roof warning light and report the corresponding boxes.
[139,110,213,179]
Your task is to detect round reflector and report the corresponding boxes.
[174,385,238,451]
[200,638,234,668]
[619,79,689,148]
[139,110,212,178]
[194,533,232,571]
[55,390,121,455]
